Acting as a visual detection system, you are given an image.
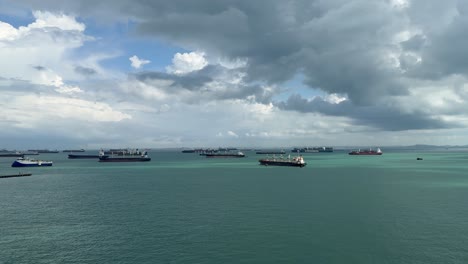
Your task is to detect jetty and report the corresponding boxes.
[0,173,32,179]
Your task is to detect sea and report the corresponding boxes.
[1,148,468,263]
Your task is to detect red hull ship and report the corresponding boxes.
[349,148,382,155]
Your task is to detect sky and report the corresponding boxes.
[1,0,468,149]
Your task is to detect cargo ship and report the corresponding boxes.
[28,149,59,153]
[11,157,53,167]
[259,155,306,167]
[255,150,286,155]
[98,150,151,162]
[103,148,147,156]
[291,147,333,153]
[205,151,245,158]
[348,148,382,155]
[63,149,85,152]
[0,152,24,158]
[68,154,100,159]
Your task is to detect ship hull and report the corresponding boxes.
[205,154,245,158]
[348,153,382,155]
[63,149,85,152]
[259,160,306,167]
[255,152,286,155]
[11,161,53,167]
[98,157,151,162]
[0,154,24,157]
[68,154,101,159]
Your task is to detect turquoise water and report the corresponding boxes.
[1,150,468,263]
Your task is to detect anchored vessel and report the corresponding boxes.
[259,155,307,167]
[63,149,85,152]
[98,150,151,162]
[0,152,24,158]
[68,154,101,159]
[256,150,286,155]
[291,147,333,153]
[205,151,245,158]
[348,148,382,155]
[11,157,53,167]
[28,149,59,153]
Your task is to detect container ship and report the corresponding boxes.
[259,155,306,167]
[348,148,382,155]
[205,151,245,158]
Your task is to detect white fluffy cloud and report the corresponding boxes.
[28,10,86,31]
[0,11,131,148]
[0,11,89,87]
[166,51,208,75]
[129,55,151,69]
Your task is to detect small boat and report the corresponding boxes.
[417,157,423,160]
[11,157,53,167]
[259,155,306,167]
[205,151,245,158]
[349,148,382,155]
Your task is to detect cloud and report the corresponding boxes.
[28,10,85,31]
[277,94,460,131]
[4,1,468,147]
[129,55,150,69]
[0,10,90,86]
[166,51,208,75]
[128,65,278,105]
[74,65,97,76]
[227,131,239,138]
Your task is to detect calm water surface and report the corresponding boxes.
[1,149,468,263]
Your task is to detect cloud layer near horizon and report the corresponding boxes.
[2,0,468,148]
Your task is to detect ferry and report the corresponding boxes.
[259,155,306,167]
[11,157,53,167]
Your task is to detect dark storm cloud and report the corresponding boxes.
[277,94,459,131]
[75,66,97,76]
